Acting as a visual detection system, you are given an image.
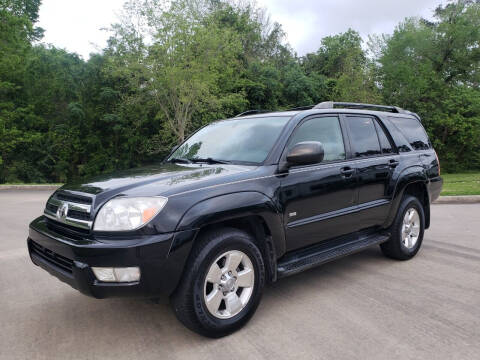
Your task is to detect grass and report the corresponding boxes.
[0,183,62,186]
[0,183,62,185]
[1,173,480,196]
[441,172,480,196]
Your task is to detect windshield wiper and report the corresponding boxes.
[189,157,231,164]
[167,157,191,164]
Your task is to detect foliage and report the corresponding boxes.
[301,29,381,103]
[0,0,479,183]
[374,0,480,171]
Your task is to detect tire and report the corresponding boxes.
[170,227,265,338]
[380,195,425,260]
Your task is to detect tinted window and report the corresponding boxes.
[346,117,381,158]
[374,121,394,154]
[389,117,430,150]
[288,116,345,162]
[170,116,291,163]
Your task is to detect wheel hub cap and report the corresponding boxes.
[220,273,237,293]
[203,250,255,319]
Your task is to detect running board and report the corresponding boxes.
[277,232,390,278]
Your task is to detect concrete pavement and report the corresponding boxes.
[0,190,479,359]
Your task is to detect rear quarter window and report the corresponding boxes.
[388,117,430,150]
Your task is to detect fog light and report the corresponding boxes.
[92,267,140,282]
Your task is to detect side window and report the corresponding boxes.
[346,116,381,158]
[374,121,394,154]
[388,117,430,150]
[288,116,345,162]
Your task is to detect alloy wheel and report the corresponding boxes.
[401,207,420,249]
[203,250,255,319]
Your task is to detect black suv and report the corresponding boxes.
[28,102,442,337]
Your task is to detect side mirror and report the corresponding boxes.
[285,141,324,167]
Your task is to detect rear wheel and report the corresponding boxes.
[171,228,265,338]
[381,195,425,260]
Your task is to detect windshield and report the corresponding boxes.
[169,116,291,164]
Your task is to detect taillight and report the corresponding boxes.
[435,151,441,175]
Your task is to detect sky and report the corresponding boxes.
[37,0,444,59]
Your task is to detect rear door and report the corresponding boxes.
[278,115,358,252]
[344,115,398,229]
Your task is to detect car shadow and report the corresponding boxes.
[31,246,395,349]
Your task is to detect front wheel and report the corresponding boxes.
[171,228,265,338]
[381,195,425,260]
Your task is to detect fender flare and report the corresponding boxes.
[384,165,429,228]
[171,191,285,278]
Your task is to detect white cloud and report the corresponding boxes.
[37,0,445,59]
[37,0,124,59]
[256,0,443,55]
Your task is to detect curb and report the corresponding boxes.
[433,195,480,204]
[0,185,61,191]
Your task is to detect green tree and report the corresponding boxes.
[2,0,479,184]
[0,0,44,182]
[376,0,480,171]
[302,29,381,103]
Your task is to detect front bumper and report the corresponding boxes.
[28,216,196,298]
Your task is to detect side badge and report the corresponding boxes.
[289,212,297,218]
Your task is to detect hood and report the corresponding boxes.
[59,162,257,204]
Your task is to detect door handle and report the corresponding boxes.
[389,159,400,168]
[340,167,355,177]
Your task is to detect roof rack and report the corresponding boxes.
[234,110,266,117]
[313,101,405,113]
[235,102,421,120]
[235,105,315,117]
[285,105,315,111]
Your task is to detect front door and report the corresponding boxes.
[278,115,358,252]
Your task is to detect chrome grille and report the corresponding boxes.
[43,192,93,230]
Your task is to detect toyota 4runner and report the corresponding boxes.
[28,101,443,337]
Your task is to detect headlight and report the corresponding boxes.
[93,197,168,231]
